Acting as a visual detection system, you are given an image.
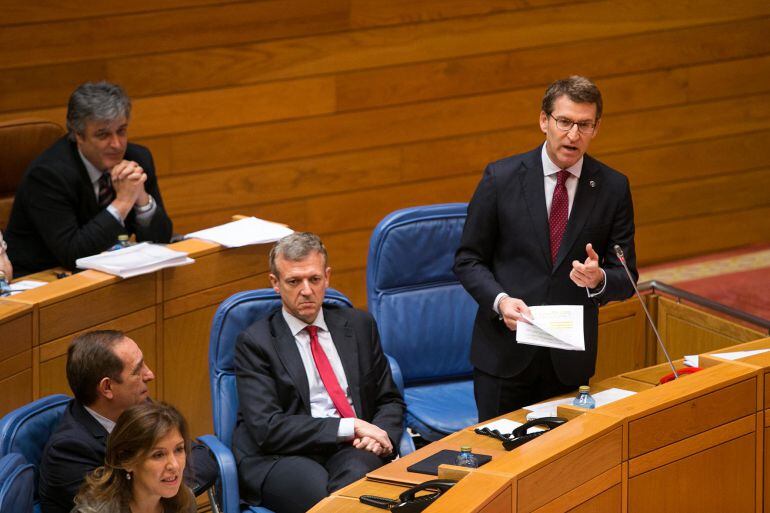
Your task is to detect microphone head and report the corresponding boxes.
[613,244,624,259]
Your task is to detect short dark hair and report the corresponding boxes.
[66,81,131,141]
[541,75,603,120]
[67,330,126,406]
[269,232,328,277]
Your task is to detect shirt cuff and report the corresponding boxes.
[134,195,157,227]
[586,268,607,298]
[493,292,509,315]
[337,417,355,442]
[106,204,125,226]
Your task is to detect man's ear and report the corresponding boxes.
[269,273,280,293]
[98,376,114,400]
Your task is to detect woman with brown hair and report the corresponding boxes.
[72,401,196,513]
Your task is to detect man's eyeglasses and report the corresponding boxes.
[548,114,596,134]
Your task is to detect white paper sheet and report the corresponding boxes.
[516,305,584,351]
[684,355,699,368]
[524,388,636,420]
[8,280,47,295]
[186,217,293,248]
[712,349,770,361]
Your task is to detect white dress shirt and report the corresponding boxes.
[282,308,356,441]
[83,405,115,434]
[493,144,606,315]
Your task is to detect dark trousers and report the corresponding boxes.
[474,347,576,422]
[260,446,385,513]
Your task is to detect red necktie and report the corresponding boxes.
[97,172,115,209]
[549,170,570,264]
[305,325,356,418]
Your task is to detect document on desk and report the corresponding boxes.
[76,243,194,278]
[516,305,584,351]
[186,216,293,247]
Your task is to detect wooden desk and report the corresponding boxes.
[314,339,770,513]
[0,239,270,436]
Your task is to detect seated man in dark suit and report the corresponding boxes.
[38,330,217,513]
[5,81,173,276]
[233,232,405,513]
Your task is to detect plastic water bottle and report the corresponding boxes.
[455,446,478,468]
[573,385,596,409]
[110,234,133,251]
[0,271,10,297]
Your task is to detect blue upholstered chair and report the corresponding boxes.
[204,288,400,513]
[0,453,34,513]
[367,203,478,442]
[0,394,71,513]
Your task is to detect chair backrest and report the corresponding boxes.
[0,119,65,229]
[367,203,477,385]
[0,394,71,504]
[208,289,353,447]
[0,453,34,513]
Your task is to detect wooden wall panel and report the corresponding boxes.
[2,0,768,312]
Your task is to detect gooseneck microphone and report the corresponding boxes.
[614,245,679,380]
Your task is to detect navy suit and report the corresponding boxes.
[38,400,217,513]
[5,136,172,276]
[233,305,404,509]
[454,146,637,415]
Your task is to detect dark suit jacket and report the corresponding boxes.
[454,145,638,385]
[5,136,173,276]
[232,305,405,505]
[38,400,217,513]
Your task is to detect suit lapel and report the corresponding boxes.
[270,313,312,411]
[324,308,362,417]
[553,156,600,272]
[68,140,99,215]
[519,148,552,266]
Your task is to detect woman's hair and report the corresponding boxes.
[73,401,193,512]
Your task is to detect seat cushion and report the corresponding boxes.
[404,380,477,441]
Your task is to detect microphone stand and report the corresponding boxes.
[613,245,679,380]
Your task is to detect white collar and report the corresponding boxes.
[83,405,116,434]
[282,307,328,337]
[541,143,583,179]
[78,149,107,184]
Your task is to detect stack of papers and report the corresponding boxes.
[516,305,584,351]
[186,217,293,247]
[8,280,47,295]
[76,243,194,278]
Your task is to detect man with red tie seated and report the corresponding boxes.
[233,232,404,513]
[4,81,172,276]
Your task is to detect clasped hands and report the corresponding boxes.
[499,243,603,331]
[352,418,393,457]
[110,160,149,218]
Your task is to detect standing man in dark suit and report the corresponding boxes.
[38,330,217,513]
[233,232,404,513]
[454,76,638,421]
[5,81,172,276]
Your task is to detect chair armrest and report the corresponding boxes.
[198,434,240,513]
[385,354,405,395]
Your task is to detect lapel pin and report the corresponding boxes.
[589,180,596,188]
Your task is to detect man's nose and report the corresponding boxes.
[108,133,122,148]
[143,365,156,382]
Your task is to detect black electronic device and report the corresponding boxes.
[359,479,456,512]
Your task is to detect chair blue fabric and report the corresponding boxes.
[205,288,376,513]
[0,394,71,513]
[367,203,479,441]
[0,453,34,513]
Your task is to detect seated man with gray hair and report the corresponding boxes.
[233,232,405,513]
[5,81,172,276]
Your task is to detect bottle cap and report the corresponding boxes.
[460,446,471,452]
[579,385,590,393]
[118,234,129,241]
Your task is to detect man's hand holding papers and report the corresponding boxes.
[516,305,584,351]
